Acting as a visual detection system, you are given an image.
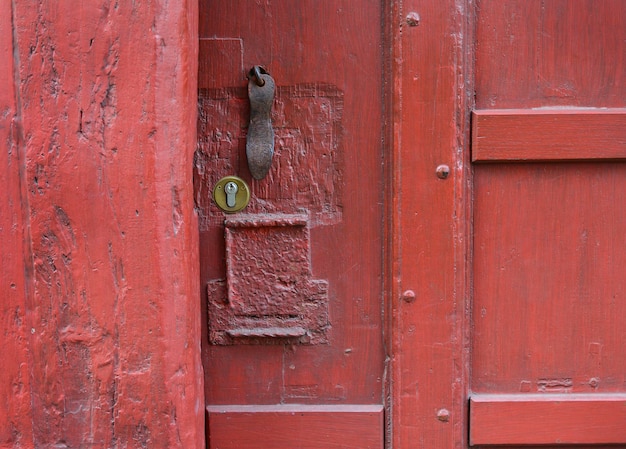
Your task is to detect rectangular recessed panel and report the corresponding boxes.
[470,394,626,446]
[472,109,626,162]
[207,404,384,449]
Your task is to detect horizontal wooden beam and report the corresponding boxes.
[470,393,626,445]
[472,109,626,162]
[206,404,384,449]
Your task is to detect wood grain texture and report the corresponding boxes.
[475,0,625,109]
[472,109,626,161]
[206,405,383,449]
[473,163,626,393]
[470,394,626,445]
[391,0,471,447]
[0,2,35,446]
[472,1,626,447]
[6,3,204,447]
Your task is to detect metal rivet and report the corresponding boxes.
[437,408,450,422]
[401,290,416,303]
[406,12,421,27]
[436,164,450,179]
[589,377,600,388]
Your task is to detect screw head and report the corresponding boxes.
[437,408,450,422]
[436,164,450,179]
[401,290,416,303]
[406,12,421,27]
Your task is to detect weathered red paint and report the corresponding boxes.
[390,0,471,447]
[208,214,329,345]
[3,1,624,448]
[470,394,626,445]
[198,2,385,448]
[470,1,626,447]
[0,2,35,446]
[472,109,626,162]
[1,2,203,448]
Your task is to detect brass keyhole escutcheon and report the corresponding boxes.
[213,176,250,213]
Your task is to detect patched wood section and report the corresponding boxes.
[6,3,203,448]
[195,83,344,228]
[208,214,329,345]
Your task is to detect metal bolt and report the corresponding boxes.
[401,290,416,303]
[437,408,450,422]
[436,164,450,179]
[589,377,600,388]
[406,12,421,27]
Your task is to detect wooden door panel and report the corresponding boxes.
[475,0,625,109]
[206,404,383,449]
[473,162,626,394]
[197,2,385,448]
[470,394,626,446]
[470,1,626,446]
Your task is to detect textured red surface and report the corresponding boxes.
[198,6,386,448]
[1,2,203,448]
[208,214,329,345]
[470,1,626,447]
[390,1,471,447]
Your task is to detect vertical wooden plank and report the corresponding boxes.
[11,2,203,448]
[0,2,34,446]
[391,0,471,447]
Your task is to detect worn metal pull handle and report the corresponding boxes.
[246,66,275,180]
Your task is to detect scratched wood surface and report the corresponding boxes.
[198,2,385,447]
[0,2,34,446]
[2,3,203,448]
[390,0,472,447]
[472,1,626,447]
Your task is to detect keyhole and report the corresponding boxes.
[224,181,238,208]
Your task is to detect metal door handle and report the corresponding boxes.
[246,66,275,180]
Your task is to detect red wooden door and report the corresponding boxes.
[469,1,626,447]
[196,2,385,448]
[196,1,625,448]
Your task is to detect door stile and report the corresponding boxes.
[390,0,473,447]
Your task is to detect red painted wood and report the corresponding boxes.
[391,1,471,448]
[198,3,390,448]
[470,394,626,445]
[472,1,626,447]
[475,0,625,110]
[472,109,626,162]
[206,405,384,449]
[0,3,34,446]
[473,163,626,392]
[198,2,386,434]
[3,3,204,448]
